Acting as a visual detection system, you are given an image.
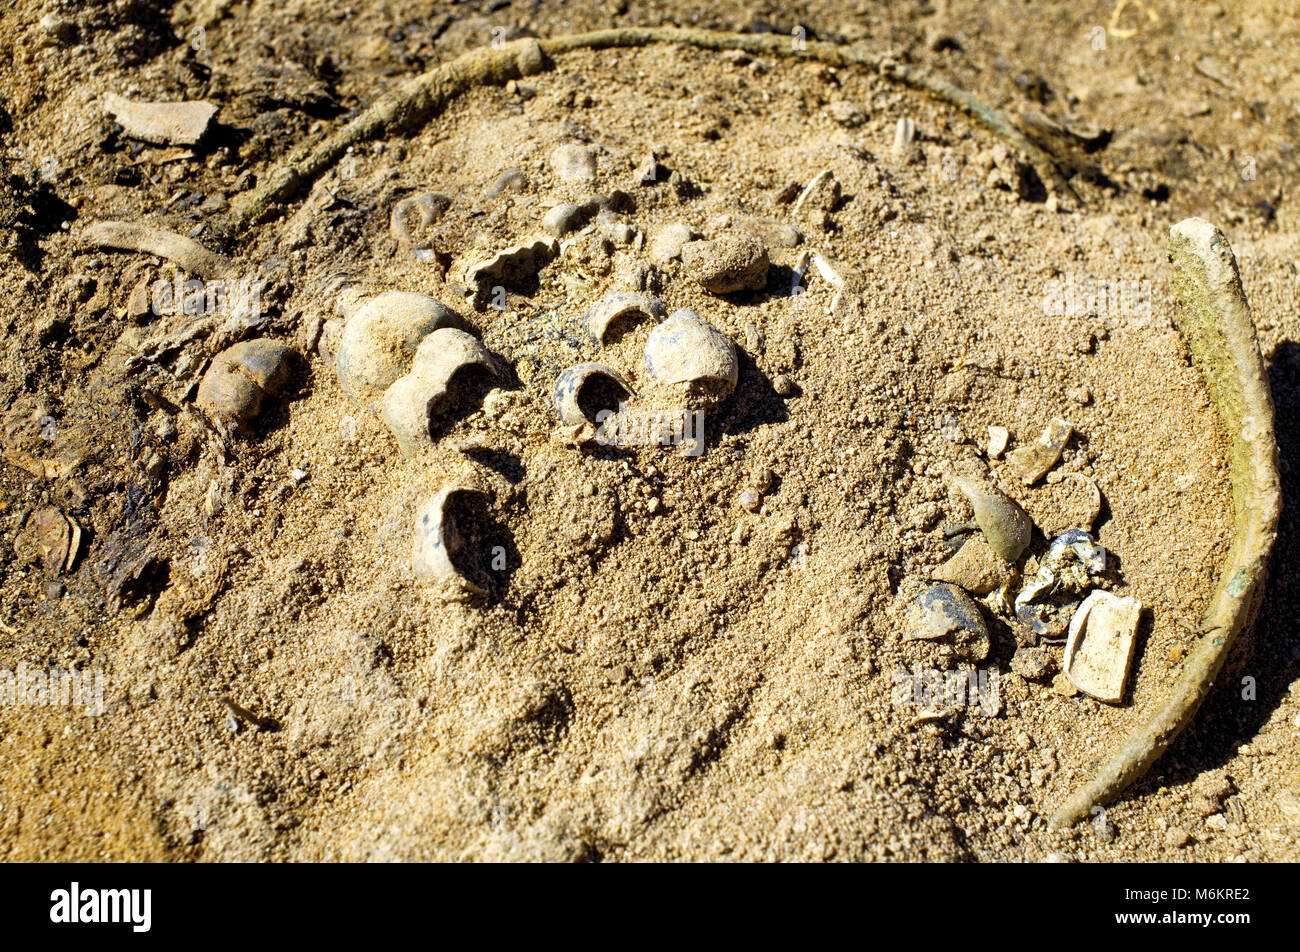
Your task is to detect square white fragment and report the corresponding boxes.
[1064,590,1142,703]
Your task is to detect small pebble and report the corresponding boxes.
[600,221,635,246]
[1011,646,1055,681]
[931,533,1006,595]
[1093,815,1117,842]
[1050,672,1079,697]
[681,235,769,294]
[647,222,697,265]
[38,13,77,45]
[196,339,294,429]
[827,100,867,127]
[948,474,1032,563]
[542,202,591,238]
[634,154,663,185]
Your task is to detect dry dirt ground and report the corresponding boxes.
[1,0,1299,861]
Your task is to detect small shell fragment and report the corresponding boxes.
[462,236,559,305]
[412,487,487,594]
[810,251,859,289]
[336,291,460,412]
[892,117,917,157]
[987,425,1009,459]
[381,329,498,457]
[14,507,76,575]
[197,338,293,427]
[643,309,739,400]
[1007,417,1073,484]
[790,169,841,229]
[553,363,634,426]
[949,474,1033,563]
[1064,590,1142,703]
[584,292,666,345]
[1014,529,1112,639]
[906,582,990,662]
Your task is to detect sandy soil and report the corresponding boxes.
[1,0,1298,861]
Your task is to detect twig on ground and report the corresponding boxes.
[230,28,1079,228]
[1049,218,1281,828]
[82,221,232,279]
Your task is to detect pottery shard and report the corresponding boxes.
[103,93,217,146]
[463,236,558,301]
[906,582,990,662]
[642,310,738,395]
[412,487,487,593]
[681,235,768,293]
[381,329,497,457]
[1064,590,1142,703]
[1008,417,1073,484]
